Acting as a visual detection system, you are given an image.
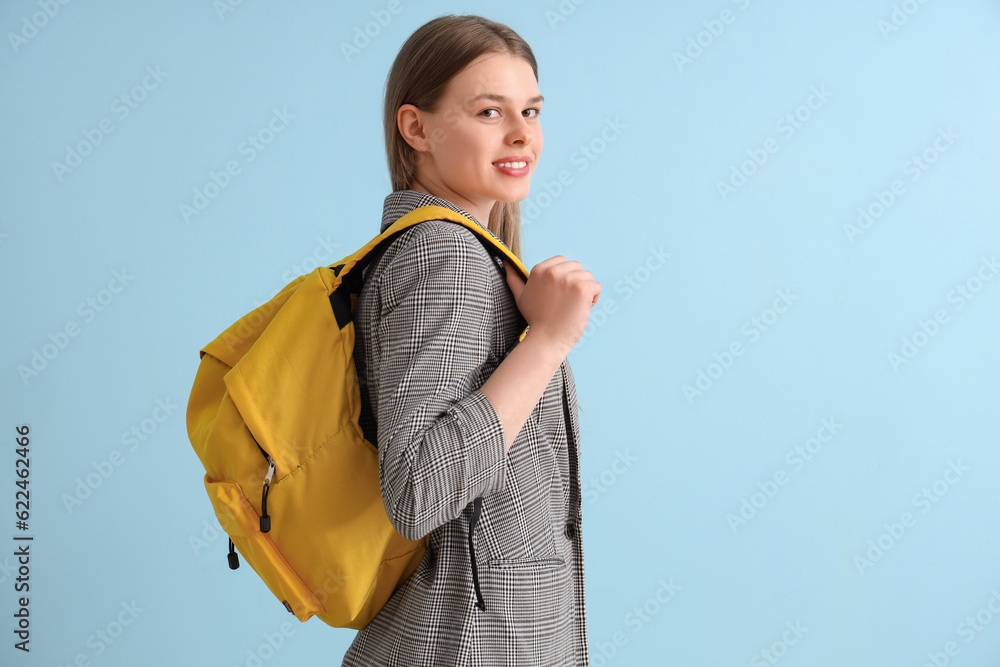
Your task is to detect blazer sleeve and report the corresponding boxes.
[372,221,508,541]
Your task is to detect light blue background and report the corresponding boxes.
[2,0,999,665]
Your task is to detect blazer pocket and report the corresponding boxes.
[479,412,559,563]
[486,556,565,571]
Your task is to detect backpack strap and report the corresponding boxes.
[328,205,530,342]
[338,204,529,286]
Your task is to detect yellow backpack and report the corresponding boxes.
[186,205,529,629]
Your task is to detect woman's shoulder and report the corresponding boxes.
[361,217,502,308]
[376,218,498,276]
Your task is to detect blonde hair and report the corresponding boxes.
[383,14,539,259]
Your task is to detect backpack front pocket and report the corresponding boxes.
[204,479,324,622]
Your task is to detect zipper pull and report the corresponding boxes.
[260,454,275,533]
[228,538,240,569]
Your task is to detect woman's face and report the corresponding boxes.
[399,51,543,223]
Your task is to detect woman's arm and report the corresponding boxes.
[480,256,600,453]
[369,221,598,541]
[478,333,565,454]
[371,222,512,541]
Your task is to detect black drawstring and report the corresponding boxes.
[260,480,271,533]
[227,538,240,570]
[559,364,580,527]
[469,496,486,611]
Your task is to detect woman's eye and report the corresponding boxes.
[480,108,541,119]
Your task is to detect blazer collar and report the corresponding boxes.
[380,190,485,235]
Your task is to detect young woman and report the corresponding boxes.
[343,14,601,666]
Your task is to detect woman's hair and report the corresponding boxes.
[384,14,539,259]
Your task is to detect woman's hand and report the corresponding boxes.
[502,256,601,358]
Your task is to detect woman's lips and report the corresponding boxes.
[492,160,530,176]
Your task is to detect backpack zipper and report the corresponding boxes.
[225,441,274,571]
[256,442,275,533]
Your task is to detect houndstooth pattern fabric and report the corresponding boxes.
[341,190,589,666]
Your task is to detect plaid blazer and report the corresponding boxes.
[341,190,590,666]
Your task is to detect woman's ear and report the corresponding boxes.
[397,104,430,152]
